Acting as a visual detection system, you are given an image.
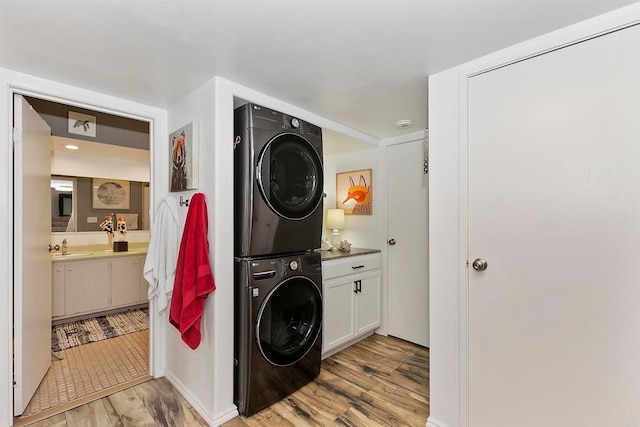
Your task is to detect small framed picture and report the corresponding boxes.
[336,168,372,215]
[68,111,97,137]
[92,179,130,210]
[169,121,199,192]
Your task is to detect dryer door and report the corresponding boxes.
[256,276,322,366]
[257,133,323,220]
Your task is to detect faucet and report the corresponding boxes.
[62,239,68,255]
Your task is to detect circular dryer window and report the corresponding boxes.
[256,276,322,366]
[257,134,323,220]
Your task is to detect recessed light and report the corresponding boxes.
[396,119,413,129]
[64,144,79,150]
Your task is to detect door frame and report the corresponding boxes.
[426,5,640,427]
[0,69,168,425]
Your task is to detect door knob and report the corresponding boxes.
[472,258,488,271]
[388,239,396,246]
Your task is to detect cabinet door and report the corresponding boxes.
[65,261,110,315]
[111,257,142,307]
[323,276,356,353]
[355,270,381,335]
[52,264,65,317]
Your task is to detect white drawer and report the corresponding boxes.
[322,253,381,280]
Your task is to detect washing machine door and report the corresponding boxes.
[256,276,322,366]
[257,133,323,220]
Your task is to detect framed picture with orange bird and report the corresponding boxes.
[336,169,372,215]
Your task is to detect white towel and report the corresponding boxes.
[143,195,181,313]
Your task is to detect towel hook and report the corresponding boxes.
[179,196,190,207]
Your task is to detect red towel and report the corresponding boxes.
[169,193,216,349]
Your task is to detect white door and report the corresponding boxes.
[386,140,429,346]
[468,25,640,426]
[13,95,53,415]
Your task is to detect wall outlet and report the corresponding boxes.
[87,216,97,223]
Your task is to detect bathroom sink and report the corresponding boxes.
[51,252,92,258]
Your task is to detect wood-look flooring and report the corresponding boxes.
[30,333,429,426]
[226,334,429,427]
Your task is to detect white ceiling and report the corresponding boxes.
[1,0,636,140]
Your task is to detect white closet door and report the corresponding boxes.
[468,24,640,426]
[13,95,53,415]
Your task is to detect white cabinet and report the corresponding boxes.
[111,257,143,307]
[52,254,147,320]
[65,260,111,315]
[322,252,381,356]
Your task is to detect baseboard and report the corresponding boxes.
[427,416,451,427]
[212,405,240,426]
[164,371,218,426]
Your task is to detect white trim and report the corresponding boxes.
[431,4,640,427]
[457,69,469,427]
[0,67,167,425]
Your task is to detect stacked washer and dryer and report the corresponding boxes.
[233,103,325,416]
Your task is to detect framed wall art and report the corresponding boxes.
[92,179,130,210]
[336,168,372,215]
[169,121,199,192]
[68,111,97,137]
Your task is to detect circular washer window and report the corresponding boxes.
[256,276,322,366]
[257,134,323,220]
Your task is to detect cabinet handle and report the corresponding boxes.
[69,268,73,271]
[56,268,62,272]
[353,280,358,293]
[358,280,362,293]
[352,265,365,270]
[353,279,362,293]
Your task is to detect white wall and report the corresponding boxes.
[427,69,462,427]
[0,67,167,426]
[323,148,385,250]
[163,77,240,425]
[426,4,640,427]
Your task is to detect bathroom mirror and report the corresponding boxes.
[51,175,150,233]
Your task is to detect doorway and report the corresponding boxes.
[12,94,154,424]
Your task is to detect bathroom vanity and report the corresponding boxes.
[51,245,148,320]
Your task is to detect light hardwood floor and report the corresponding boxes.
[29,334,429,426]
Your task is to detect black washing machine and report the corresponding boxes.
[234,251,322,416]
[234,103,324,257]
